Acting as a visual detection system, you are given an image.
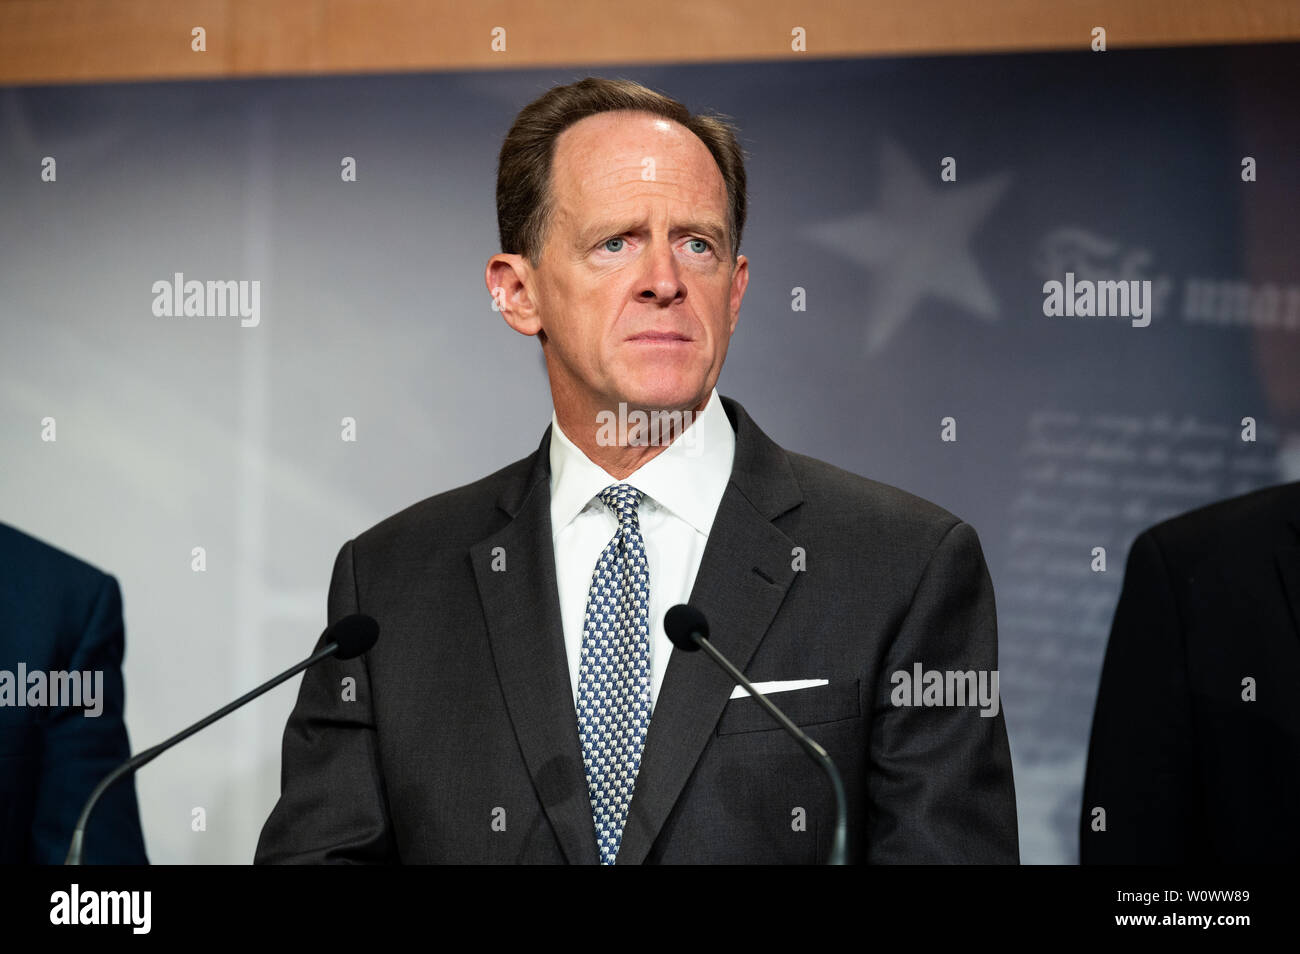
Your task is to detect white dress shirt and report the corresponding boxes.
[549,387,735,712]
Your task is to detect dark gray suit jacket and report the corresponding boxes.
[256,395,1018,863]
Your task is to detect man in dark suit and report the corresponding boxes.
[1081,480,1300,863]
[256,77,1017,864]
[0,523,148,864]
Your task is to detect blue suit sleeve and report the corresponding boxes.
[31,573,148,864]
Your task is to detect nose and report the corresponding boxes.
[638,238,685,303]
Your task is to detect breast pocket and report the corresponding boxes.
[715,678,860,736]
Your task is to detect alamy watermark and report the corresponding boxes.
[890,663,1000,718]
[1042,271,1152,327]
[595,403,703,455]
[151,272,260,327]
[0,665,103,717]
[50,884,150,934]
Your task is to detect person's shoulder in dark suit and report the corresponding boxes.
[256,444,542,864]
[1081,480,1300,863]
[784,446,969,547]
[0,523,148,864]
[350,452,534,580]
[1137,479,1299,569]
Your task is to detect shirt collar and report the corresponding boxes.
[549,387,735,536]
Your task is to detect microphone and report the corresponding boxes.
[64,613,379,865]
[664,603,849,865]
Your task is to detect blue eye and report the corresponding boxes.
[603,237,625,253]
[688,239,710,254]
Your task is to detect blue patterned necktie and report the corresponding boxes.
[576,482,653,865]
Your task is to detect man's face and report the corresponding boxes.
[500,110,748,418]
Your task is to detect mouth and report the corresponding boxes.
[627,331,692,343]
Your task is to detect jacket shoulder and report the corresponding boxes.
[782,451,967,550]
[0,523,121,667]
[0,523,115,602]
[349,451,536,557]
[1141,480,1300,572]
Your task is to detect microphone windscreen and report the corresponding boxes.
[328,613,380,659]
[664,603,708,651]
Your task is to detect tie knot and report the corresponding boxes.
[598,483,643,526]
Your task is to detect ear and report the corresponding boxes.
[486,253,543,337]
[727,254,749,335]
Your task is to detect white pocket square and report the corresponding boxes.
[729,678,828,700]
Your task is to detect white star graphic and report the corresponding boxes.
[802,138,1012,353]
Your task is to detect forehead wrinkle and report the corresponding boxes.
[557,125,719,191]
[563,166,726,222]
[571,155,698,199]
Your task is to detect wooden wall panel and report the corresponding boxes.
[1,0,1297,87]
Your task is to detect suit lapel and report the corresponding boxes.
[617,396,803,864]
[470,427,599,865]
[471,397,803,865]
